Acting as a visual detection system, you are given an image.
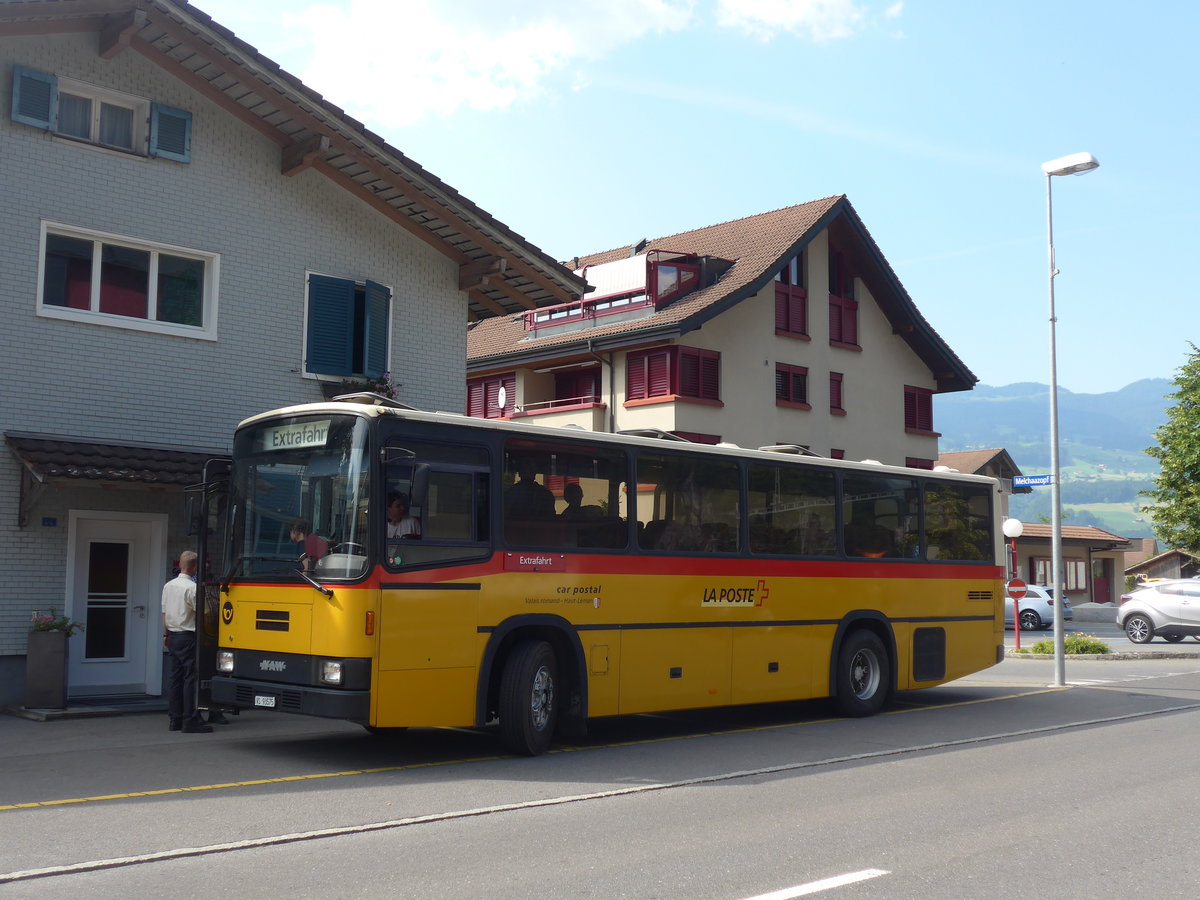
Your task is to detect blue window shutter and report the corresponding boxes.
[306,274,355,376]
[362,280,390,378]
[149,103,192,162]
[12,66,57,129]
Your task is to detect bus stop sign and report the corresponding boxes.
[1006,579,1028,600]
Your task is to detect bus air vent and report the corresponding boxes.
[967,591,994,601]
[255,610,290,631]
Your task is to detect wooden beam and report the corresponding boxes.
[99,8,146,59]
[468,289,510,318]
[310,159,471,264]
[282,134,329,176]
[131,35,290,147]
[479,272,538,310]
[459,256,506,290]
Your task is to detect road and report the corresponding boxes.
[4,652,1200,898]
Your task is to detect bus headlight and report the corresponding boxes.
[216,651,234,673]
[320,660,344,685]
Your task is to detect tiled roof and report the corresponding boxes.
[6,432,227,485]
[935,448,1031,492]
[467,196,977,393]
[1016,522,1131,547]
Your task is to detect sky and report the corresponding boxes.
[190,0,1197,394]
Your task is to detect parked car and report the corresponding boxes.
[1003,584,1072,631]
[1116,578,1200,643]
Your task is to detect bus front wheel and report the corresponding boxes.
[498,640,559,756]
[833,630,890,717]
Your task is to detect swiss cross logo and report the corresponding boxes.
[756,579,768,606]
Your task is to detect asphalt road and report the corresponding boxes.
[4,652,1200,899]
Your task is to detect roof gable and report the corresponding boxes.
[0,0,586,319]
[467,196,976,392]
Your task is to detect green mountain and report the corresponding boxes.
[936,379,1172,539]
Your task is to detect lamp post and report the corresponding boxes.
[1002,517,1024,649]
[1041,151,1099,687]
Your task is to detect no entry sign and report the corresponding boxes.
[1006,578,1028,600]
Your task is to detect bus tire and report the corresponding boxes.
[498,640,558,756]
[833,630,889,717]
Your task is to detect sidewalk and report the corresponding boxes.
[4,696,168,722]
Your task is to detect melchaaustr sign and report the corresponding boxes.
[1012,474,1054,487]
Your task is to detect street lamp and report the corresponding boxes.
[1041,151,1099,687]
[1002,517,1025,650]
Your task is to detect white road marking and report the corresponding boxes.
[742,869,890,899]
[4,702,1200,884]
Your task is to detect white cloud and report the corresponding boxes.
[284,0,696,127]
[714,0,867,42]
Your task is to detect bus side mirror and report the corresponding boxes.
[410,463,430,511]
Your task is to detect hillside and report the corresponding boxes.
[936,379,1172,539]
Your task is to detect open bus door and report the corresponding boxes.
[186,457,231,717]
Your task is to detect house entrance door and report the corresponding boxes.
[67,512,167,697]
[1092,558,1112,605]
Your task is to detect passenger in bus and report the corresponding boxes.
[386,492,421,539]
[289,519,328,569]
[505,459,555,519]
[845,510,894,558]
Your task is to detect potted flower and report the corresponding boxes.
[338,371,399,400]
[25,608,84,710]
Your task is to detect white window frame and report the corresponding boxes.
[36,221,219,340]
[56,76,148,153]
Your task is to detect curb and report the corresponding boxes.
[1005,650,1200,661]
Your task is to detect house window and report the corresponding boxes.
[38,223,217,339]
[906,457,935,470]
[11,66,191,162]
[305,273,391,379]
[829,372,845,414]
[904,386,935,433]
[775,363,809,408]
[627,347,720,402]
[554,369,600,406]
[1033,558,1087,591]
[830,448,845,459]
[650,260,700,305]
[467,373,515,418]
[828,246,858,347]
[774,253,807,338]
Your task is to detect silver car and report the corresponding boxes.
[1003,584,1072,631]
[1117,578,1200,643]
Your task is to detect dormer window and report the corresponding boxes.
[650,257,700,305]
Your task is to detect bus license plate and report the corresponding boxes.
[253,694,276,708]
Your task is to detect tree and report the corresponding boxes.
[1143,343,1200,550]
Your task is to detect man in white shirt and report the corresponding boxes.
[162,550,211,733]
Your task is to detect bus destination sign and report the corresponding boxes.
[259,420,331,451]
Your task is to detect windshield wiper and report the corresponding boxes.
[296,568,334,597]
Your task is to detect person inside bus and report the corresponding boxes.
[845,509,894,558]
[505,459,555,519]
[289,518,329,569]
[386,491,421,539]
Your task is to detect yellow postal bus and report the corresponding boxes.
[209,394,1004,754]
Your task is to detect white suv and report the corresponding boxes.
[1117,578,1200,643]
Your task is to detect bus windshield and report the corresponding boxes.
[228,414,370,580]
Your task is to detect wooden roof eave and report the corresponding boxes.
[0,0,586,314]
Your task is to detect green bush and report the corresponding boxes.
[1021,633,1111,655]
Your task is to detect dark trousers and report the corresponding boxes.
[166,630,200,725]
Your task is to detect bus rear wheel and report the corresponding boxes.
[833,630,890,717]
[498,640,558,756]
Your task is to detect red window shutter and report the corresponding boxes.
[790,292,806,335]
[679,350,699,397]
[647,352,671,396]
[842,299,858,345]
[775,367,787,400]
[830,373,844,410]
[775,288,788,331]
[904,387,917,429]
[627,355,647,400]
[829,297,843,343]
[467,380,485,417]
[700,353,720,400]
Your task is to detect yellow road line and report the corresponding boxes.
[0,687,1069,812]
